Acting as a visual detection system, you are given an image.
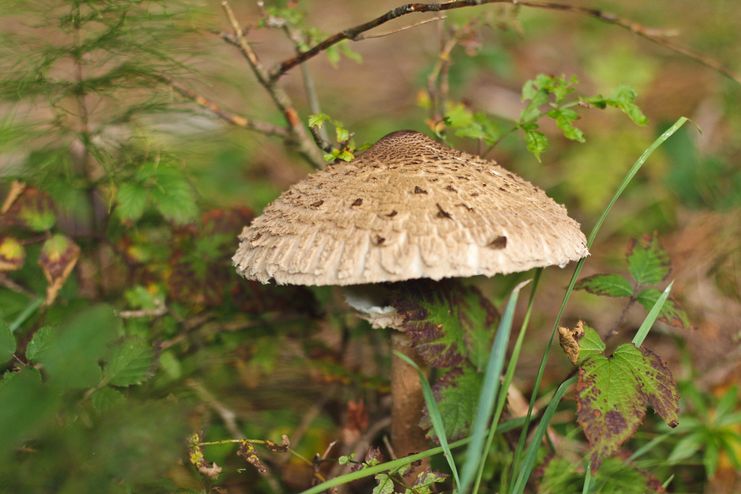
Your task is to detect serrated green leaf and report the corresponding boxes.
[540,457,660,494]
[91,386,126,413]
[610,85,648,126]
[425,366,482,440]
[0,368,58,458]
[25,325,52,362]
[576,274,634,297]
[522,124,548,162]
[0,323,15,363]
[116,182,148,222]
[558,321,606,366]
[636,288,691,329]
[392,281,498,369]
[577,343,679,466]
[549,107,585,142]
[372,473,395,494]
[34,305,119,389]
[627,234,671,285]
[104,338,154,387]
[308,112,330,128]
[149,166,198,224]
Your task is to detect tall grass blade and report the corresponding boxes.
[459,279,531,492]
[394,351,461,490]
[582,462,593,494]
[511,375,577,494]
[472,269,543,493]
[508,116,688,489]
[632,282,673,347]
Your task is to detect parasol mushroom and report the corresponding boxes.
[233,130,588,459]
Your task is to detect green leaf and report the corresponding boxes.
[372,473,395,494]
[521,123,548,162]
[610,85,648,126]
[158,350,181,380]
[392,281,499,369]
[116,182,148,222]
[424,366,482,440]
[103,338,154,387]
[91,386,126,414]
[549,107,585,142]
[540,457,661,494]
[149,166,198,224]
[558,321,606,366]
[34,305,119,389]
[576,274,634,297]
[637,288,691,329]
[0,322,15,363]
[0,368,58,458]
[667,432,703,463]
[25,325,52,362]
[627,233,671,285]
[308,112,330,128]
[577,343,679,466]
[0,236,25,272]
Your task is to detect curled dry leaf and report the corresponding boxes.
[188,433,222,479]
[0,180,27,214]
[238,440,268,474]
[0,236,25,272]
[38,234,80,305]
[2,186,56,232]
[265,434,290,453]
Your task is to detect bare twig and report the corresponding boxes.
[426,30,461,128]
[221,1,325,168]
[268,0,740,85]
[117,301,168,319]
[165,78,289,138]
[355,16,445,40]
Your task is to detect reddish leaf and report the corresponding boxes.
[38,234,80,305]
[2,187,56,232]
[0,236,25,272]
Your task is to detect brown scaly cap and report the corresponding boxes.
[233,130,589,285]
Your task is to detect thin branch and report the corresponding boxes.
[221,1,325,168]
[164,77,289,138]
[267,0,740,85]
[355,16,446,40]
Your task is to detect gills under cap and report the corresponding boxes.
[233,130,589,286]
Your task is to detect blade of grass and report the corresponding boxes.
[508,116,688,489]
[511,375,577,494]
[582,462,592,494]
[394,351,460,490]
[632,282,672,347]
[300,418,524,494]
[9,297,43,333]
[459,279,531,492]
[472,269,543,493]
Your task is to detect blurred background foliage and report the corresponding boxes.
[0,0,739,493]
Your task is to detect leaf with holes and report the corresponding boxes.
[38,234,80,305]
[576,273,634,298]
[577,337,679,466]
[392,281,499,369]
[0,236,25,272]
[421,366,482,440]
[637,288,691,329]
[103,338,155,387]
[627,233,670,285]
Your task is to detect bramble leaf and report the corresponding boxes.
[116,182,148,222]
[103,338,155,387]
[521,123,548,162]
[637,289,691,329]
[422,366,482,440]
[576,273,634,297]
[12,188,56,232]
[539,457,666,493]
[610,86,648,126]
[548,107,585,143]
[91,386,125,413]
[25,326,51,362]
[38,234,80,305]
[392,281,499,369]
[33,305,119,389]
[576,339,679,466]
[627,233,670,285]
[0,236,25,272]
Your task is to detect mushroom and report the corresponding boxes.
[233,130,588,458]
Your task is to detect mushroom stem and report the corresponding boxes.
[390,332,429,460]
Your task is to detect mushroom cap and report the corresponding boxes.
[233,130,589,286]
